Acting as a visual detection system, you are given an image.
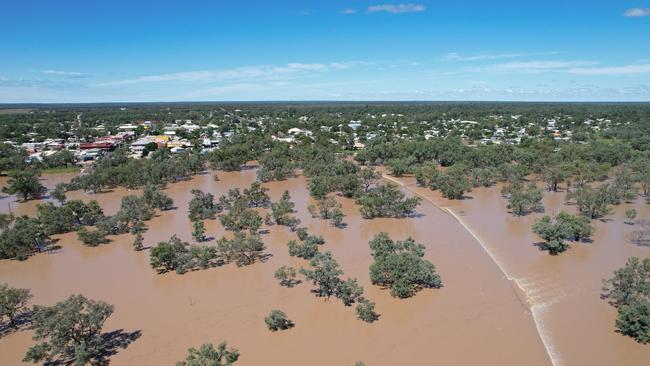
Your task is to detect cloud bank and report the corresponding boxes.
[623,8,650,17]
[367,4,425,14]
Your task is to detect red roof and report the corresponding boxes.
[79,142,115,150]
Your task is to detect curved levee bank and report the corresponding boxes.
[382,174,560,365]
[0,171,549,365]
[383,174,650,366]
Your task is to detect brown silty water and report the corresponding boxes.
[384,174,650,366]
[0,170,550,365]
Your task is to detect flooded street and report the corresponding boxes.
[387,175,650,366]
[0,170,550,365]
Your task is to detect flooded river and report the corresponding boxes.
[385,175,650,366]
[0,168,611,365]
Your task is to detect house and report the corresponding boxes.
[348,121,362,130]
[79,141,115,150]
[118,124,139,131]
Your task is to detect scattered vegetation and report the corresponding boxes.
[270,190,300,229]
[23,294,130,366]
[264,309,294,331]
[0,283,32,329]
[356,299,379,323]
[77,227,109,247]
[188,189,221,221]
[602,257,650,343]
[532,212,593,255]
[288,231,325,260]
[356,183,420,219]
[177,341,239,366]
[502,182,544,216]
[308,196,346,228]
[274,266,299,287]
[368,232,442,298]
[1,169,46,201]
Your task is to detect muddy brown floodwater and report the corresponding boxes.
[0,170,554,365]
[384,174,650,366]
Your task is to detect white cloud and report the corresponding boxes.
[565,64,650,75]
[43,70,85,76]
[340,8,356,14]
[97,62,362,87]
[623,8,650,17]
[367,4,425,14]
[440,51,560,62]
[466,59,650,76]
[471,60,599,73]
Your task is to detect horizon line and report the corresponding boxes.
[2,99,650,107]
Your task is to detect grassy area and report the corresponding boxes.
[41,166,81,174]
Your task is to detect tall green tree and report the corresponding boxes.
[300,251,343,298]
[2,169,46,201]
[356,183,420,218]
[602,257,650,343]
[0,283,32,328]
[368,232,442,298]
[24,295,115,366]
[177,342,239,366]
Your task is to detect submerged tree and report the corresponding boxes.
[532,212,593,255]
[602,257,650,343]
[192,221,207,242]
[133,233,144,251]
[264,309,294,331]
[336,277,364,306]
[23,294,114,366]
[150,235,190,274]
[274,266,298,287]
[368,232,442,298]
[216,232,265,267]
[257,145,296,182]
[504,182,544,216]
[0,283,32,328]
[270,190,300,229]
[188,189,221,221]
[565,184,617,219]
[310,196,346,228]
[270,190,294,221]
[541,162,571,192]
[437,165,472,200]
[219,206,262,234]
[177,342,240,366]
[50,183,68,204]
[360,167,381,192]
[2,169,46,201]
[243,182,271,208]
[356,183,420,219]
[300,251,343,298]
[625,209,638,225]
[355,299,379,323]
[142,185,174,211]
[287,233,324,260]
[415,162,440,190]
[0,216,46,260]
[76,228,109,247]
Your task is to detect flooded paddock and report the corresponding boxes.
[387,175,650,366]
[1,170,554,365]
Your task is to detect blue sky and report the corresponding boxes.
[1,1,650,102]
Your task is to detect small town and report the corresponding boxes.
[1,105,622,170]
[1,1,650,366]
